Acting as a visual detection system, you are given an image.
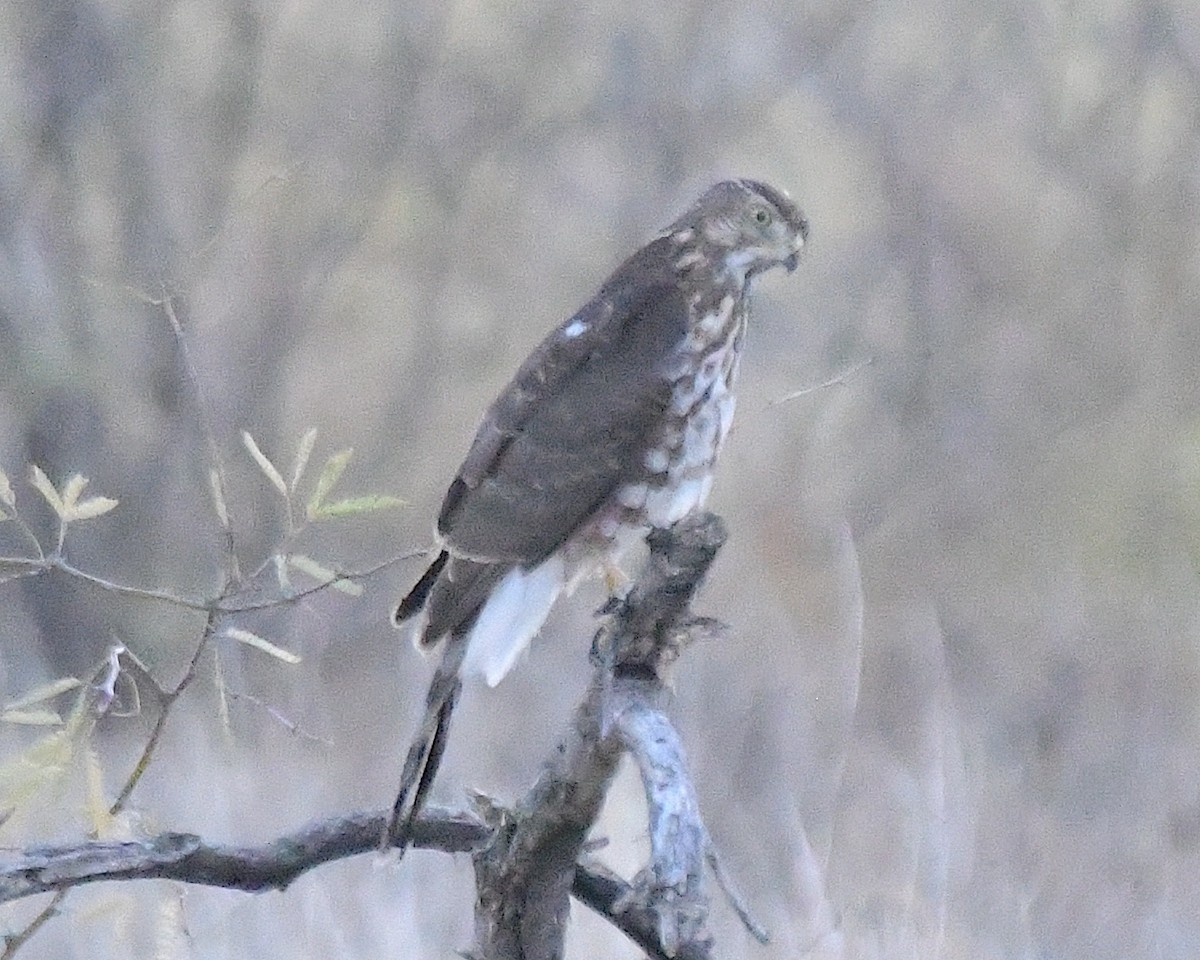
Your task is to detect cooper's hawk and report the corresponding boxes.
[384,179,808,853]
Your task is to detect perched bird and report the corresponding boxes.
[384,178,808,854]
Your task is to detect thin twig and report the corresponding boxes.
[705,841,770,944]
[220,550,421,613]
[769,355,874,406]
[7,510,45,561]
[0,554,210,609]
[108,604,224,816]
[158,292,241,582]
[51,557,213,610]
[0,555,40,568]
[0,566,44,588]
[0,890,67,959]
[188,163,305,267]
[2,550,415,615]
[223,690,334,746]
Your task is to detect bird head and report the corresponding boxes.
[671,179,809,283]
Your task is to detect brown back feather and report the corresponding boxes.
[435,240,690,565]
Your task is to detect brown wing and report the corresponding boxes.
[436,239,687,566]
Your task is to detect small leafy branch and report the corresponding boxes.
[0,293,415,959]
[0,466,117,567]
[1,514,763,960]
[237,429,405,603]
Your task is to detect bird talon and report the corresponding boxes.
[596,595,622,617]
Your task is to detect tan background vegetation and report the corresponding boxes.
[1,0,1199,956]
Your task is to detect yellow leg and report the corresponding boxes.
[603,562,630,596]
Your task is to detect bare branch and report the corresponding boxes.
[471,512,729,960]
[572,865,708,960]
[0,806,712,960]
[609,704,710,956]
[0,810,486,904]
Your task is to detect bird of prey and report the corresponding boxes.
[383,178,808,854]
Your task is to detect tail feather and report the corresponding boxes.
[385,552,563,856]
[381,632,467,857]
[461,554,566,686]
[386,555,505,856]
[394,551,449,625]
[396,553,510,651]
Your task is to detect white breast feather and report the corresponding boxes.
[642,331,741,527]
[644,474,714,526]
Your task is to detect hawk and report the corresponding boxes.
[384,179,808,853]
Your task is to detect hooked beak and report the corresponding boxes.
[785,215,809,273]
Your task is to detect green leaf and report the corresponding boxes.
[306,448,353,519]
[287,554,363,596]
[241,431,288,497]
[84,748,112,836]
[287,552,336,581]
[60,474,88,513]
[1,709,63,726]
[213,648,232,739]
[330,578,364,597]
[0,468,15,509]
[273,552,292,594]
[290,427,319,493]
[28,465,64,516]
[0,727,74,816]
[4,677,82,712]
[208,468,230,529]
[309,495,407,519]
[65,495,119,521]
[37,474,119,522]
[222,627,301,665]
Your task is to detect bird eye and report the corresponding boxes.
[754,208,772,226]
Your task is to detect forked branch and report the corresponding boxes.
[470,511,733,960]
[1,514,750,960]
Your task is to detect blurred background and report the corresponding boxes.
[1,0,1199,956]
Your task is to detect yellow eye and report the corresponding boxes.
[754,208,772,226]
